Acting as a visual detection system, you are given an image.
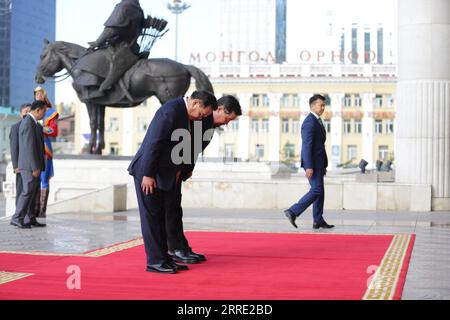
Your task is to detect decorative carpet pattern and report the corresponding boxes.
[0,232,415,300]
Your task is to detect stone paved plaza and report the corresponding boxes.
[1,196,450,300]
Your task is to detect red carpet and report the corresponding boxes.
[0,232,415,300]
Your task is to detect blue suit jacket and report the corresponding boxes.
[128,98,190,191]
[301,113,328,171]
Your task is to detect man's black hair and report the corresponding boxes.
[217,95,242,116]
[20,103,31,111]
[309,94,326,106]
[191,91,218,111]
[30,100,47,111]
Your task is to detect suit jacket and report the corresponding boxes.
[128,98,190,191]
[301,113,328,170]
[181,114,215,179]
[9,120,22,170]
[18,115,45,172]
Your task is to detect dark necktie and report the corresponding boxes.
[317,117,325,129]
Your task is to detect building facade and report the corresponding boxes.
[0,0,56,109]
[71,63,396,171]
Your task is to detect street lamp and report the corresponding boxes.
[167,0,190,62]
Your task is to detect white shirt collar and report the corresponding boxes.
[310,111,320,120]
[28,113,38,124]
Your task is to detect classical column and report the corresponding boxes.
[396,0,450,210]
[236,93,251,161]
[362,93,375,168]
[330,93,344,170]
[269,93,282,162]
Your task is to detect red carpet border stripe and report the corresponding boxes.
[363,234,414,300]
[0,272,34,285]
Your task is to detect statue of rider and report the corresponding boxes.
[88,0,167,93]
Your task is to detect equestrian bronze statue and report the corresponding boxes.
[35,0,214,154]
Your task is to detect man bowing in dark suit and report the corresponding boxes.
[128,91,217,274]
[166,95,242,264]
[284,94,334,230]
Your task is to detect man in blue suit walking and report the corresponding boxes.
[284,94,334,230]
[128,91,218,274]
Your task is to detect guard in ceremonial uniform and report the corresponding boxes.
[34,87,59,218]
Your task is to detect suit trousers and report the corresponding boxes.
[289,168,325,224]
[11,171,40,225]
[15,173,23,206]
[165,181,190,252]
[134,177,170,266]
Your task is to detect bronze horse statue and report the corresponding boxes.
[35,39,214,154]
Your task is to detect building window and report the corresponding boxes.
[354,120,362,133]
[282,119,289,133]
[323,120,331,133]
[262,119,269,133]
[255,144,265,159]
[375,94,383,108]
[323,94,331,106]
[386,120,394,134]
[351,25,358,64]
[252,94,260,107]
[231,121,239,132]
[262,94,270,107]
[343,120,352,134]
[387,94,395,108]
[252,119,259,132]
[292,94,300,107]
[344,94,352,107]
[354,94,362,107]
[379,145,389,160]
[364,29,371,64]
[281,94,290,108]
[225,144,234,159]
[377,26,384,64]
[137,117,148,132]
[375,120,383,134]
[347,145,357,161]
[292,120,300,134]
[284,143,295,159]
[107,117,119,132]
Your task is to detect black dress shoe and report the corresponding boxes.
[30,221,46,227]
[146,263,178,274]
[10,221,31,229]
[189,250,206,262]
[172,250,200,264]
[284,210,298,229]
[313,220,335,229]
[167,260,189,271]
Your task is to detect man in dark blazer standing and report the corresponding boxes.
[10,100,46,229]
[9,104,31,209]
[128,91,217,274]
[284,94,334,230]
[166,95,242,264]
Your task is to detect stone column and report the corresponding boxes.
[269,93,282,162]
[237,93,251,161]
[396,0,450,210]
[330,93,344,170]
[362,93,375,168]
